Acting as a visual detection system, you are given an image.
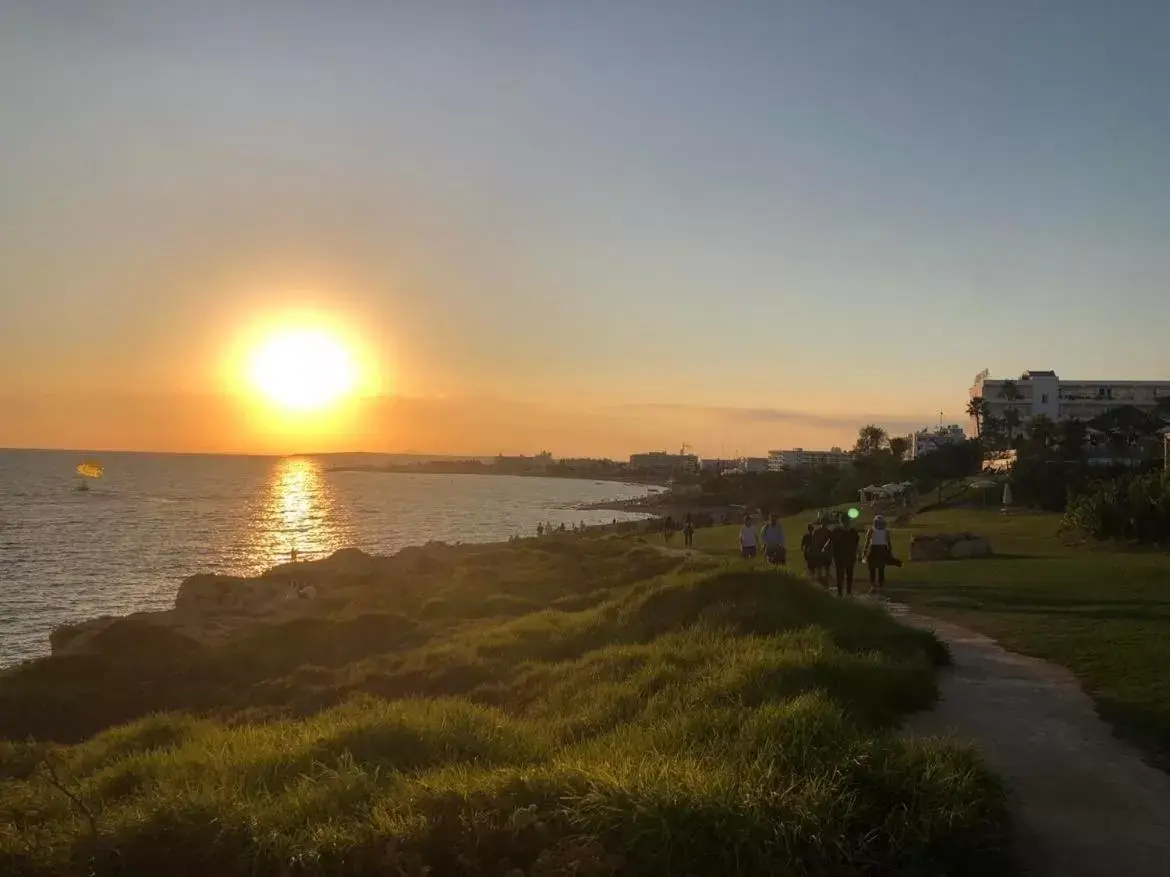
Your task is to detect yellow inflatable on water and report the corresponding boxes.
[76,461,103,479]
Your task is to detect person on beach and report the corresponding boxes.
[761,513,786,566]
[828,519,861,597]
[863,515,894,594]
[537,523,544,537]
[739,514,758,559]
[682,513,695,547]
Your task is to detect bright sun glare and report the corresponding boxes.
[247,328,359,412]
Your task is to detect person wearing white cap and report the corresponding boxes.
[862,515,894,594]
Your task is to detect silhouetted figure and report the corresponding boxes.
[828,520,861,597]
[537,523,544,537]
[663,515,676,543]
[811,519,833,586]
[739,515,758,559]
[682,513,695,547]
[800,524,815,574]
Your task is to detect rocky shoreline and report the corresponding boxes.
[44,543,464,660]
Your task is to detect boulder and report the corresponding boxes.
[174,573,289,616]
[950,537,992,559]
[909,532,993,562]
[909,535,953,562]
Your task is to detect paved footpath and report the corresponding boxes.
[886,602,1170,877]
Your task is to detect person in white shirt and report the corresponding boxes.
[863,515,895,593]
[739,515,758,559]
[761,513,787,566]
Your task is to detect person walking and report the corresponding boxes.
[811,518,833,587]
[800,524,815,575]
[663,515,676,544]
[828,519,861,597]
[682,513,695,547]
[761,513,786,566]
[739,514,758,560]
[863,515,894,594]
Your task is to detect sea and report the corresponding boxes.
[0,450,656,667]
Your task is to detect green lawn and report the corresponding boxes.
[0,537,1011,876]
[691,507,1170,771]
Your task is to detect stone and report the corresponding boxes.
[950,538,993,559]
[909,532,993,562]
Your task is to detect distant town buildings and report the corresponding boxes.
[495,451,553,473]
[767,447,853,470]
[906,424,967,459]
[741,457,771,473]
[699,458,739,474]
[971,369,1170,430]
[628,451,699,475]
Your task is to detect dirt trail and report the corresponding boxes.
[885,603,1170,876]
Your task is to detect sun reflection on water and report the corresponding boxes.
[261,457,348,567]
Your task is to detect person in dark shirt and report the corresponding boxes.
[811,519,833,586]
[800,524,815,574]
[828,521,861,597]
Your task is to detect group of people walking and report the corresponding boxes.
[739,511,898,597]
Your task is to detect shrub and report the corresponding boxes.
[1062,471,1170,543]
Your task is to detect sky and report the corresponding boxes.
[2,1,1168,457]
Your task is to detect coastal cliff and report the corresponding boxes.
[0,532,1011,877]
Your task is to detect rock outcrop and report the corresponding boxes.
[909,532,993,562]
[45,543,471,658]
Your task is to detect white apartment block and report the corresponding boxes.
[907,425,967,459]
[768,447,853,470]
[970,369,1170,429]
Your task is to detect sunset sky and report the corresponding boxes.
[3,2,1169,457]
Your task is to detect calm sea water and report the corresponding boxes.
[0,450,654,666]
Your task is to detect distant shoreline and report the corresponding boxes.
[326,464,671,487]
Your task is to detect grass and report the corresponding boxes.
[0,535,1012,876]
[882,507,1170,772]
[695,505,1170,772]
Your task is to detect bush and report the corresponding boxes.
[1062,471,1170,543]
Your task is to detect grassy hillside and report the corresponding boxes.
[693,506,1170,772]
[0,535,1011,876]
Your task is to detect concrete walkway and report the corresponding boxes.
[886,602,1170,876]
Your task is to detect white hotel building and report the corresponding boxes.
[768,447,853,470]
[970,369,1170,430]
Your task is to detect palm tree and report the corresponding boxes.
[1003,407,1022,445]
[965,396,988,437]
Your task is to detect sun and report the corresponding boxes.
[246,328,359,411]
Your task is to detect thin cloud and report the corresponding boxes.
[604,402,939,434]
